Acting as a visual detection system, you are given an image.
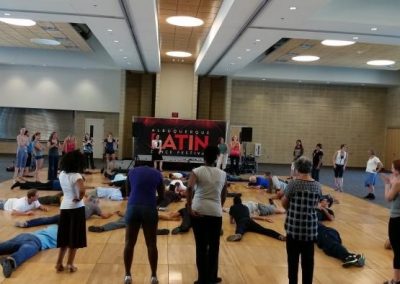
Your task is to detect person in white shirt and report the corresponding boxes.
[186,146,227,284]
[0,189,47,216]
[87,187,124,201]
[332,144,349,192]
[363,149,383,200]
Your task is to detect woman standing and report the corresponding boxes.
[151,134,163,171]
[55,150,86,273]
[290,139,304,177]
[381,160,400,284]
[47,132,60,181]
[282,156,321,284]
[82,133,95,170]
[187,146,227,284]
[62,135,76,155]
[33,132,44,182]
[363,149,383,200]
[229,135,241,175]
[13,128,29,182]
[24,130,34,177]
[216,137,228,170]
[332,144,348,192]
[103,133,117,174]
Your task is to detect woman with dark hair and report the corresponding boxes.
[290,139,304,177]
[216,137,228,170]
[282,156,321,284]
[363,149,383,200]
[82,133,95,170]
[381,160,400,284]
[55,150,86,273]
[33,132,44,182]
[104,133,118,174]
[332,144,348,192]
[187,146,228,284]
[47,132,60,181]
[13,127,29,183]
[229,135,241,175]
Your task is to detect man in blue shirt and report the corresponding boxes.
[0,225,58,278]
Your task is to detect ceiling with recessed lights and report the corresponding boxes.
[0,0,400,85]
[0,21,91,51]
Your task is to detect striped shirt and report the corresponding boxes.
[284,179,321,241]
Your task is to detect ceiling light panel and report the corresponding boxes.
[166,51,192,58]
[292,55,320,62]
[321,40,355,47]
[367,60,395,66]
[0,18,36,26]
[166,16,204,27]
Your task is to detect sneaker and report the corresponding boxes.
[150,276,159,284]
[88,226,104,233]
[15,221,27,228]
[355,254,366,267]
[227,234,242,242]
[363,193,372,199]
[342,255,358,268]
[124,275,132,284]
[369,193,375,200]
[157,229,170,235]
[171,227,182,235]
[1,258,13,278]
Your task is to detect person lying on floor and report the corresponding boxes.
[157,183,184,210]
[88,207,191,235]
[0,225,58,278]
[86,185,126,201]
[316,195,365,268]
[15,195,115,228]
[264,171,288,193]
[11,179,62,190]
[243,198,286,217]
[247,175,270,189]
[226,196,286,242]
[0,189,48,216]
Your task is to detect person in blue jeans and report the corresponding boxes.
[0,225,58,278]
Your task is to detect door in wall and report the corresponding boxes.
[85,119,104,159]
[385,128,400,167]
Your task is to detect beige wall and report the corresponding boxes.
[156,63,197,119]
[198,76,227,120]
[386,87,400,128]
[230,80,387,167]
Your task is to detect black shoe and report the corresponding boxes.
[342,255,358,268]
[171,227,182,235]
[10,182,20,190]
[363,193,372,199]
[88,226,104,233]
[157,229,170,235]
[1,258,13,278]
[369,193,375,200]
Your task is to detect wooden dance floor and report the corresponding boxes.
[0,170,394,283]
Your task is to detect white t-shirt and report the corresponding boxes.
[59,171,84,209]
[191,166,226,217]
[170,179,187,190]
[335,151,347,165]
[4,197,40,212]
[151,139,161,149]
[96,187,123,201]
[366,156,381,173]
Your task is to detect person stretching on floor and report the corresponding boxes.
[0,189,48,216]
[247,175,270,189]
[226,196,285,242]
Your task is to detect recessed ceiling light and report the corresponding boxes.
[289,6,297,10]
[367,60,395,66]
[42,64,47,67]
[261,78,266,81]
[113,40,119,43]
[237,56,242,60]
[255,39,261,42]
[107,29,112,32]
[123,56,128,59]
[166,16,204,27]
[292,55,320,62]
[30,38,61,46]
[353,36,359,40]
[321,39,355,47]
[245,48,251,52]
[166,51,192,57]
[371,27,378,31]
[0,18,36,26]
[3,13,11,16]
[127,62,131,65]
[119,49,123,52]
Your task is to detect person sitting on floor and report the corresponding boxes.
[15,195,115,228]
[11,179,62,190]
[0,225,58,278]
[316,195,365,268]
[0,189,48,216]
[247,175,270,189]
[226,196,286,242]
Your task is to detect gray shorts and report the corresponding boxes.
[257,203,276,216]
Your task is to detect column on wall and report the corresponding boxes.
[197,76,228,120]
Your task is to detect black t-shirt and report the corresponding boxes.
[229,204,250,224]
[312,149,324,168]
[316,207,334,221]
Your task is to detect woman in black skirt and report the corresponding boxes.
[55,150,86,273]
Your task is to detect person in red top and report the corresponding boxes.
[229,135,241,175]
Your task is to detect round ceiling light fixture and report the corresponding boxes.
[292,55,320,62]
[30,38,61,46]
[321,39,355,47]
[166,51,192,58]
[367,60,395,66]
[0,17,36,26]
[166,16,204,27]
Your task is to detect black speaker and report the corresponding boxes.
[132,122,144,137]
[240,127,253,142]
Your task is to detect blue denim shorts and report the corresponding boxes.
[364,172,377,187]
